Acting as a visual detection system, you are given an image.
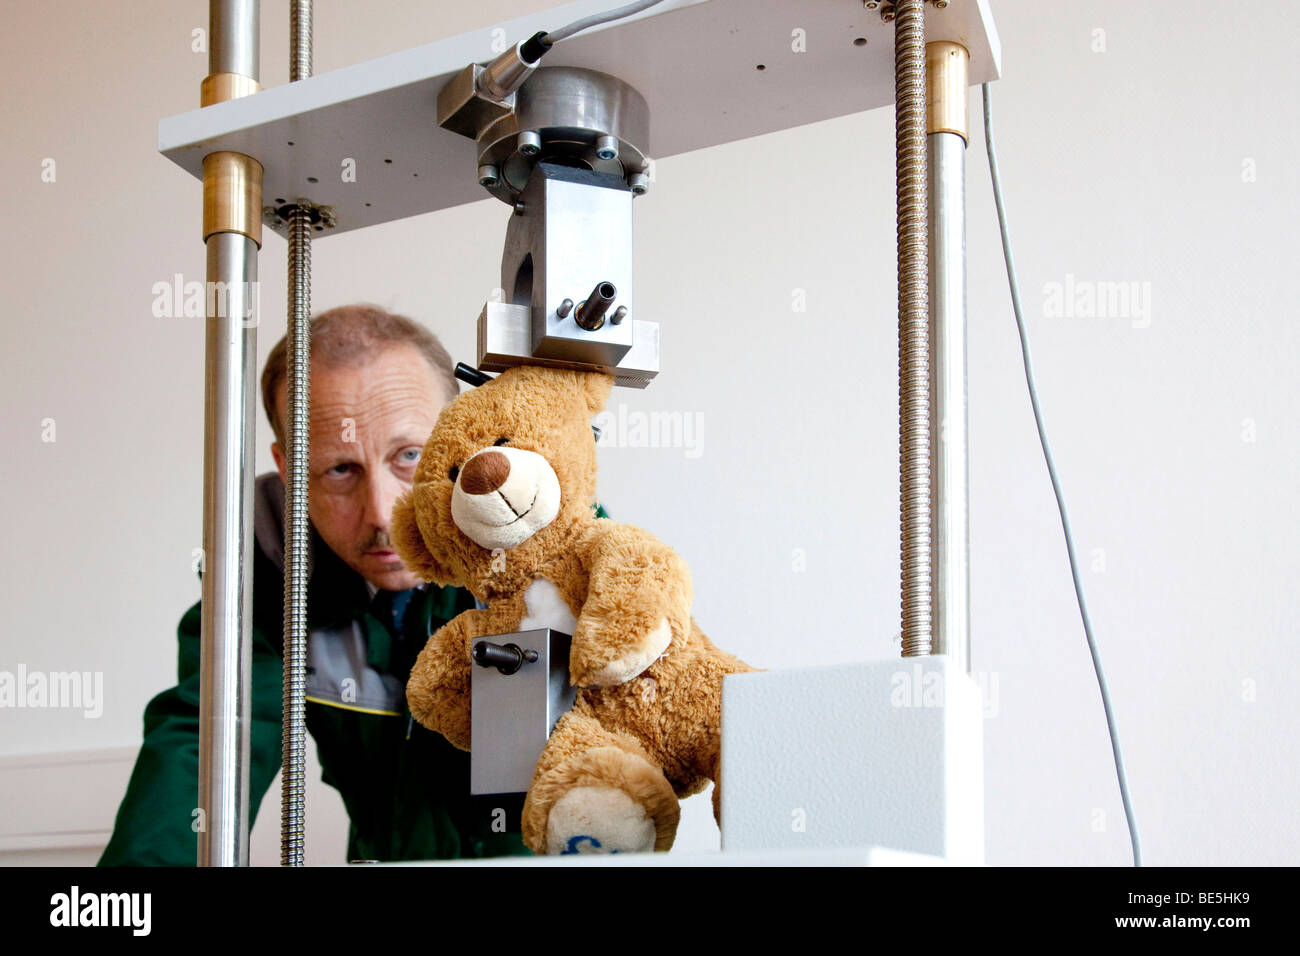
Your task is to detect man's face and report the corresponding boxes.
[272,344,452,591]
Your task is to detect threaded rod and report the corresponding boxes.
[281,0,312,868]
[895,0,933,657]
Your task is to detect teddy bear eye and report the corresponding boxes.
[493,437,509,446]
[448,464,460,483]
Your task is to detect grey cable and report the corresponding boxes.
[542,0,668,44]
[981,83,1143,867]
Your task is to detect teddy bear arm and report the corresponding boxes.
[406,603,523,749]
[569,526,694,687]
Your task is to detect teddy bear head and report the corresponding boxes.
[392,364,613,595]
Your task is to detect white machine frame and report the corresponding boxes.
[174,0,1001,866]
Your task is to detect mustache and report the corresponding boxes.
[362,529,396,553]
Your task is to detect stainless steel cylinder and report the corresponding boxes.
[210,0,259,79]
[198,0,260,870]
[928,129,970,672]
[198,231,259,867]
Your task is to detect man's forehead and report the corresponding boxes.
[276,346,450,422]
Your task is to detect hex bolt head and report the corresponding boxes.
[518,130,542,156]
[595,134,619,161]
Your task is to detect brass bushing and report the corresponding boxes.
[926,41,970,141]
[200,72,263,107]
[203,151,264,246]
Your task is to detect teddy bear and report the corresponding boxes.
[391,363,755,854]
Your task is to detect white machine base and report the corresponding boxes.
[383,846,949,866]
[720,657,984,865]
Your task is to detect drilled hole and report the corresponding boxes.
[756,63,766,71]
[384,158,393,164]
[853,37,867,46]
[306,176,318,183]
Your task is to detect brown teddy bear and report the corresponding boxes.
[391,364,755,854]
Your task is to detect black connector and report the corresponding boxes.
[473,641,539,675]
[454,362,493,388]
[519,30,553,65]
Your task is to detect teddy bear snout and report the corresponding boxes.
[459,449,510,495]
[450,445,563,551]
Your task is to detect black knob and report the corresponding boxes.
[455,362,493,388]
[473,641,539,675]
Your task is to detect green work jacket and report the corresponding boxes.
[99,473,603,866]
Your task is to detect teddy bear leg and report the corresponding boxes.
[522,712,680,855]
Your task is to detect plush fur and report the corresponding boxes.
[391,364,755,854]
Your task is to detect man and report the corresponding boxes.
[100,304,536,864]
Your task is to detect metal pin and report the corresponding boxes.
[575,282,616,331]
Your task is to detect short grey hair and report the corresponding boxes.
[260,303,457,445]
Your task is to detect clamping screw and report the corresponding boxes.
[595,135,619,161]
[518,130,542,156]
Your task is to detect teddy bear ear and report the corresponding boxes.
[580,370,615,414]
[391,484,456,585]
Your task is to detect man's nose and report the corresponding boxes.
[460,450,511,495]
[364,471,403,530]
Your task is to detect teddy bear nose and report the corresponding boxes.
[459,449,511,495]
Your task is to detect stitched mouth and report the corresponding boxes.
[493,488,539,527]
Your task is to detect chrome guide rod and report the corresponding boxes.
[199,0,261,868]
[895,0,933,658]
[927,40,971,672]
[281,0,313,868]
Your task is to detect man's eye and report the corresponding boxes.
[327,463,352,477]
[400,448,421,464]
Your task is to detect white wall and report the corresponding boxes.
[1,0,1295,865]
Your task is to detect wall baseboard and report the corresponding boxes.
[0,746,138,866]
[0,744,352,867]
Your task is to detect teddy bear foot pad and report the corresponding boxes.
[545,786,657,855]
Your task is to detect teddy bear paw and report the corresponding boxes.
[545,785,657,855]
[579,617,673,687]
